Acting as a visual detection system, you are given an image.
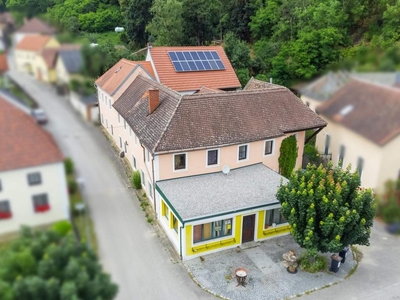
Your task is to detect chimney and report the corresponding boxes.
[148,89,159,114]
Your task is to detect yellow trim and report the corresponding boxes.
[257,210,266,239]
[262,224,291,237]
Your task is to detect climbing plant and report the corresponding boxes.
[278,135,298,178]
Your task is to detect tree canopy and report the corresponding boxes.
[0,226,118,300]
[276,163,376,257]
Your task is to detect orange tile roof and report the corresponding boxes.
[15,35,52,52]
[0,98,63,172]
[148,46,241,92]
[0,53,8,73]
[95,58,155,95]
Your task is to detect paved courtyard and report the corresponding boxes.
[185,235,355,300]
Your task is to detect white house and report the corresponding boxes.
[0,97,69,236]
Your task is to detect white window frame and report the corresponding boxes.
[237,144,249,162]
[263,139,275,157]
[132,154,137,170]
[206,148,220,167]
[109,98,111,109]
[173,152,188,172]
[146,149,150,162]
[141,170,145,186]
[129,127,132,137]
[148,181,153,199]
[118,113,121,123]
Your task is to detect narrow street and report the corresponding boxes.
[6,59,214,300]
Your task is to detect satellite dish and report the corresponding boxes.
[222,165,230,175]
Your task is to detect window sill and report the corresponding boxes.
[35,204,50,213]
[0,212,12,219]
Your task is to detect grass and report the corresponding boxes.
[74,213,98,253]
[299,253,328,273]
[9,84,37,108]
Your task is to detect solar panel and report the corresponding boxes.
[168,50,226,72]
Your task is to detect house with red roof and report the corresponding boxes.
[315,79,400,190]
[14,35,60,82]
[0,97,69,236]
[13,17,56,46]
[96,56,326,259]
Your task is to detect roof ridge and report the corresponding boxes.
[138,74,182,98]
[351,77,400,94]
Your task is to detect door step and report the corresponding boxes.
[239,241,261,250]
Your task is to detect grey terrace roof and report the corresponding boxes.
[157,163,288,222]
[243,77,284,90]
[114,75,326,154]
[80,94,97,105]
[59,49,83,73]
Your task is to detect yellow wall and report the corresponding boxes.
[256,210,291,239]
[44,38,60,48]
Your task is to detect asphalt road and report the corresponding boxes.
[6,65,214,300]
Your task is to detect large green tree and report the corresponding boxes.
[0,226,118,300]
[125,0,153,47]
[6,0,54,17]
[276,163,376,258]
[146,0,184,46]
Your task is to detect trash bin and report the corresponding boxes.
[330,254,343,273]
[339,246,350,263]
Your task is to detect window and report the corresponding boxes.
[129,127,132,137]
[132,155,137,170]
[124,141,127,153]
[109,99,111,109]
[148,181,153,199]
[357,157,364,178]
[174,153,187,170]
[119,137,122,148]
[193,218,232,243]
[27,172,41,186]
[0,179,2,191]
[238,144,248,161]
[324,134,330,155]
[146,149,150,162]
[101,114,104,124]
[265,208,286,228]
[118,113,121,123]
[32,194,50,213]
[338,145,345,167]
[172,214,178,233]
[162,201,169,220]
[124,120,127,130]
[106,119,108,129]
[264,140,274,156]
[207,149,218,166]
[141,170,145,185]
[135,135,138,145]
[0,200,12,219]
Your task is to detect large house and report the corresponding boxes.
[96,47,326,259]
[315,79,400,190]
[14,35,60,82]
[0,98,69,236]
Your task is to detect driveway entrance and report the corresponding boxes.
[242,214,255,243]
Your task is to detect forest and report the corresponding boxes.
[5,0,400,85]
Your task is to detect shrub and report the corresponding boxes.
[278,135,298,178]
[51,220,72,236]
[64,158,74,175]
[131,171,141,189]
[68,178,78,194]
[299,253,328,273]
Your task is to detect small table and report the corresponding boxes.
[235,268,248,287]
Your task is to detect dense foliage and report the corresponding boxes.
[277,163,376,257]
[0,226,118,300]
[278,135,298,178]
[377,179,400,225]
[6,0,400,84]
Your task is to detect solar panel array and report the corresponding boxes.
[168,51,225,72]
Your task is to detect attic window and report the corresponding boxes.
[115,66,122,73]
[339,105,354,116]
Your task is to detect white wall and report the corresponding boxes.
[0,162,69,236]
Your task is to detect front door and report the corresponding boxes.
[242,214,255,243]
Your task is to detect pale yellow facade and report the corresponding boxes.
[14,37,59,82]
[301,95,322,113]
[55,55,69,84]
[316,118,400,190]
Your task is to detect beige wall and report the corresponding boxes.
[377,136,400,191]
[300,95,323,113]
[15,49,35,74]
[55,56,69,84]
[158,131,306,180]
[0,162,69,236]
[316,118,383,189]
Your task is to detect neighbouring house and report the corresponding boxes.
[0,97,69,237]
[0,12,15,51]
[13,17,56,46]
[315,79,400,190]
[96,62,326,260]
[145,46,241,93]
[298,70,400,112]
[14,35,60,82]
[55,45,83,87]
